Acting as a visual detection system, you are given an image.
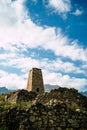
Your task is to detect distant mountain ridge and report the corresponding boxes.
[81,91,87,97]
[45,84,60,92]
[0,87,9,94]
[0,84,60,94]
[0,86,87,96]
[45,84,87,96]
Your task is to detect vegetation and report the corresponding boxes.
[0,87,87,130]
[0,94,5,102]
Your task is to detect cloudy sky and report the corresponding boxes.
[0,0,87,91]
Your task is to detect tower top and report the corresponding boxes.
[32,68,41,71]
[26,68,44,94]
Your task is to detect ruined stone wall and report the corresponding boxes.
[21,102,86,130]
[1,88,87,130]
[2,102,86,130]
[6,91,19,104]
[27,68,44,94]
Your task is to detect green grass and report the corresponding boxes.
[0,100,34,111]
[0,94,5,102]
[0,126,7,130]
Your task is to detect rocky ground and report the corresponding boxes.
[0,87,87,130]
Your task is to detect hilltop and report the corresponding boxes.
[0,87,87,130]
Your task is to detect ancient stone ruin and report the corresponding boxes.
[1,88,87,130]
[26,68,44,94]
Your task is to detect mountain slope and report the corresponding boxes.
[0,87,9,94]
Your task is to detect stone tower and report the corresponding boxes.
[26,68,44,94]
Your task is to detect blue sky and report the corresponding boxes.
[0,0,87,91]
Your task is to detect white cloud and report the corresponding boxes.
[0,0,27,50]
[73,9,83,16]
[0,53,15,60]
[0,0,87,62]
[0,53,85,75]
[0,50,86,91]
[52,40,87,62]
[43,70,87,91]
[0,70,26,90]
[0,0,87,91]
[46,0,71,16]
[44,59,85,74]
[0,54,86,91]
[0,69,86,91]
[5,57,41,73]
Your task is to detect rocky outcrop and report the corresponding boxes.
[0,87,87,130]
[36,87,87,111]
[5,89,37,103]
[0,102,87,130]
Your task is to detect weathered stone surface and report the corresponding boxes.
[26,68,44,94]
[5,89,37,103]
[30,115,36,122]
[0,87,87,130]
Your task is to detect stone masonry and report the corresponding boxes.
[26,68,44,94]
